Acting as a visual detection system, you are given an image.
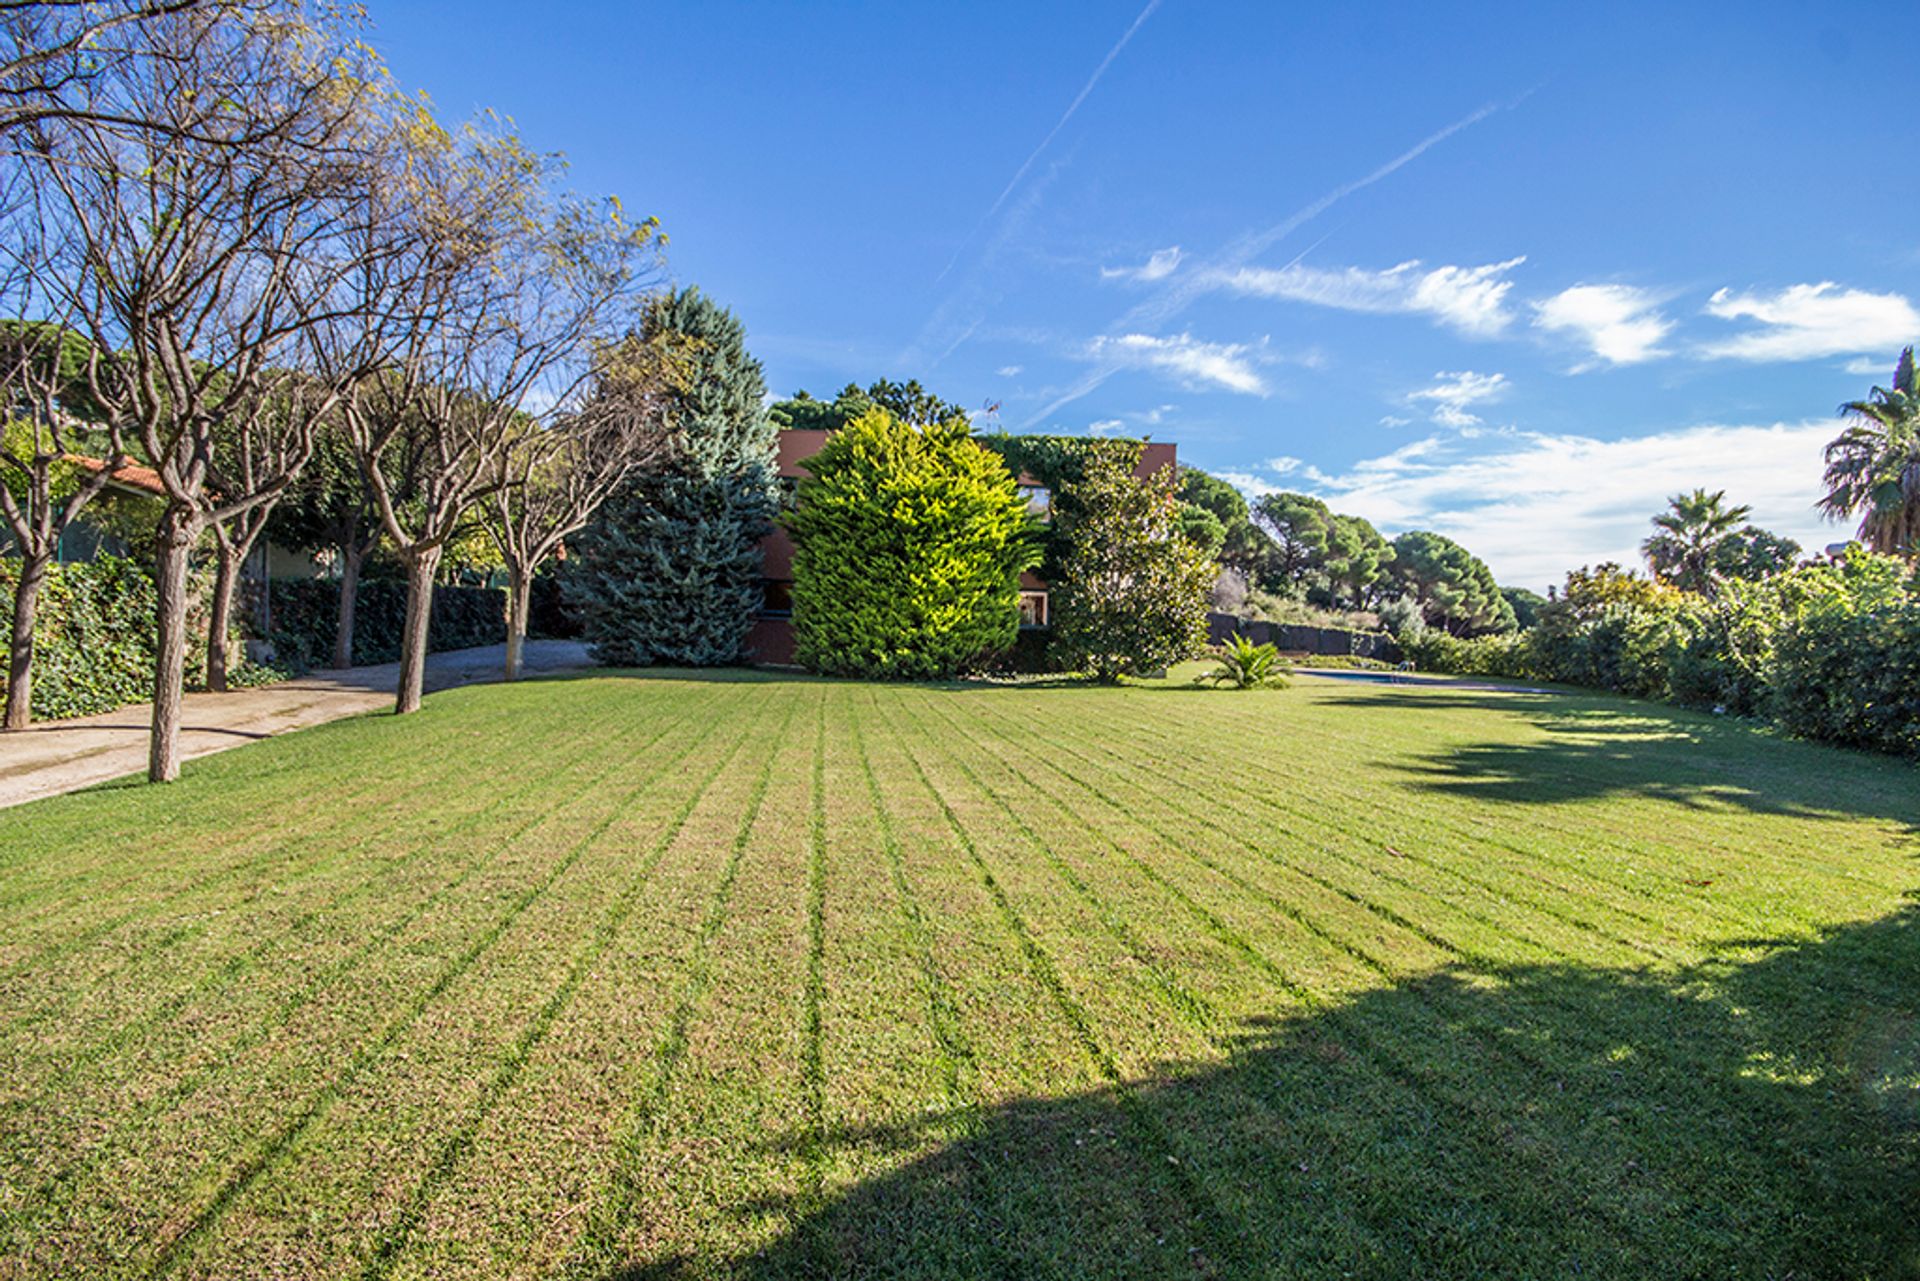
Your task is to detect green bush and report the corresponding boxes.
[268,578,504,670]
[1201,633,1290,689]
[786,409,1039,679]
[0,554,233,719]
[1400,629,1536,681]
[1049,441,1215,682]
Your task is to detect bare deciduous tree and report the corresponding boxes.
[482,338,680,681]
[339,115,662,714]
[20,2,382,778]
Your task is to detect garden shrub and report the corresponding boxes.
[786,408,1039,680]
[269,578,504,670]
[0,554,227,719]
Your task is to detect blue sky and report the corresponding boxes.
[368,1,1920,588]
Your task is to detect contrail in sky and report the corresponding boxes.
[1023,98,1516,427]
[935,0,1163,284]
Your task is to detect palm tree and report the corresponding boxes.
[1821,347,1920,557]
[1641,488,1752,595]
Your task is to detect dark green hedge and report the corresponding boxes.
[0,554,222,720]
[268,578,505,670]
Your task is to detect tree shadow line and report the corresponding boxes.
[614,907,1920,1280]
[1312,689,1920,838]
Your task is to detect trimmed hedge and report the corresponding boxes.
[268,578,505,670]
[0,554,222,720]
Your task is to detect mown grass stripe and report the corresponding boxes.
[560,689,803,1278]
[355,702,766,1281]
[141,695,745,1279]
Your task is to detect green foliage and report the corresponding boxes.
[1641,488,1754,596]
[1201,632,1291,689]
[1391,529,1517,635]
[1823,347,1920,555]
[1710,525,1802,582]
[1400,629,1537,682]
[1251,491,1333,582]
[1176,502,1226,557]
[566,470,774,665]
[1500,585,1548,630]
[786,409,1039,679]
[267,579,505,669]
[1050,440,1215,682]
[1176,466,1271,573]
[568,288,778,666]
[770,378,968,432]
[1404,552,1920,758]
[0,554,235,719]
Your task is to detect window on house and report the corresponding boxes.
[762,579,794,616]
[1017,590,1049,629]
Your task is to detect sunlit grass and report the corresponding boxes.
[0,669,1915,1278]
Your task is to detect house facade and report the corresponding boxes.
[745,428,1176,665]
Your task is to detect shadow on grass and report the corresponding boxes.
[619,910,1920,1280]
[1316,689,1920,836]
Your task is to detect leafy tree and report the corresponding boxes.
[1251,492,1334,585]
[1050,440,1215,681]
[1501,585,1548,630]
[770,378,966,432]
[1711,525,1801,582]
[566,289,778,667]
[1323,513,1394,607]
[1821,347,1920,557]
[1176,466,1272,575]
[785,408,1038,679]
[1641,488,1753,596]
[1177,502,1226,557]
[1391,530,1516,635]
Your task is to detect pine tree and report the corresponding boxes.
[565,288,777,665]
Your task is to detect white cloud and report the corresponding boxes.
[1265,455,1303,474]
[1407,370,1509,426]
[1207,256,1525,337]
[996,364,1024,377]
[1701,282,1920,361]
[1378,414,1413,428]
[1088,418,1126,435]
[1101,246,1184,283]
[1084,332,1270,395]
[1532,284,1674,366]
[1226,420,1839,589]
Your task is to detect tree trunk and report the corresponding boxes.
[4,547,50,731]
[206,542,239,693]
[394,546,440,715]
[149,506,199,783]
[333,538,361,670]
[505,563,531,681]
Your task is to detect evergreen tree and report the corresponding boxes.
[565,288,777,665]
[786,408,1038,679]
[1050,441,1216,681]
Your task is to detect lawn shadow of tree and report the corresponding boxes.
[614,909,1920,1280]
[1313,689,1920,838]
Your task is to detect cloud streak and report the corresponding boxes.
[1407,370,1509,426]
[937,0,1162,283]
[1210,257,1525,337]
[1701,282,1920,361]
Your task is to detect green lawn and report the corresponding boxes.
[1,670,1917,1279]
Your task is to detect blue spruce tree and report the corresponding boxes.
[566,288,777,665]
